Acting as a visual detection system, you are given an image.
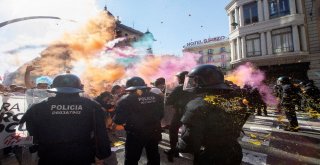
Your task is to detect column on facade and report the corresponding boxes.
[239,5,244,27]
[263,0,269,20]
[235,7,239,28]
[228,13,233,33]
[300,25,308,51]
[237,37,241,60]
[290,0,297,14]
[266,31,272,55]
[296,0,303,14]
[258,0,264,21]
[292,25,301,52]
[261,32,267,55]
[230,40,235,62]
[241,37,246,58]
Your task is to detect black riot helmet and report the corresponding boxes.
[183,64,229,92]
[277,76,290,85]
[176,71,189,84]
[125,77,148,91]
[47,74,83,94]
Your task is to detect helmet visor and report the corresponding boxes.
[183,76,197,91]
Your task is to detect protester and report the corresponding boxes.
[24,65,54,107]
[164,71,194,162]
[150,77,166,96]
[0,83,4,93]
[24,65,52,89]
[113,77,164,165]
[21,74,111,165]
[177,64,250,165]
[95,91,114,112]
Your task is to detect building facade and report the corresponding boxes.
[226,0,320,85]
[183,36,231,72]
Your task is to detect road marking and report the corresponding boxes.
[242,149,267,165]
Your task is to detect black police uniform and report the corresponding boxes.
[280,84,299,129]
[165,84,193,156]
[22,94,111,165]
[21,74,111,165]
[303,83,320,113]
[177,91,248,165]
[251,88,267,116]
[177,64,249,165]
[113,89,164,165]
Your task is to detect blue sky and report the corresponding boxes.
[99,0,230,55]
[0,0,230,76]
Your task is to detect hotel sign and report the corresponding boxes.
[184,36,227,48]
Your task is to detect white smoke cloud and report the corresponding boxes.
[0,0,101,78]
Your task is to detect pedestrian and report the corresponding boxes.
[164,71,194,162]
[21,74,111,165]
[277,76,300,131]
[177,64,250,165]
[113,77,164,165]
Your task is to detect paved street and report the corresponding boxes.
[1,108,320,165]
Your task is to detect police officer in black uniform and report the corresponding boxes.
[164,71,193,162]
[277,76,300,131]
[177,65,249,165]
[21,74,111,165]
[303,80,320,113]
[113,77,164,165]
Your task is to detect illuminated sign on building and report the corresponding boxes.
[183,36,227,48]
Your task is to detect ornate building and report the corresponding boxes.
[183,36,231,72]
[226,0,320,85]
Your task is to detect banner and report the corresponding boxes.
[0,94,32,149]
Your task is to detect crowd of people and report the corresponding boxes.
[0,64,319,165]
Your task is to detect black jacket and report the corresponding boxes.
[113,90,164,139]
[21,94,111,164]
[280,84,300,106]
[177,90,249,154]
[166,84,194,113]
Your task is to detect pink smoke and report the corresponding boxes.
[226,62,278,106]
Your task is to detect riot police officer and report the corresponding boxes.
[113,77,164,165]
[21,74,111,165]
[164,71,194,162]
[277,76,300,131]
[177,64,249,165]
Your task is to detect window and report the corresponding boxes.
[220,47,226,52]
[198,56,204,64]
[221,54,225,60]
[272,27,293,53]
[246,33,261,57]
[221,63,227,69]
[269,0,290,18]
[243,2,258,25]
[207,56,212,63]
[231,10,236,30]
[208,49,213,55]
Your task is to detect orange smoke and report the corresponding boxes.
[62,11,116,59]
[135,55,162,83]
[81,64,126,96]
[22,11,117,96]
